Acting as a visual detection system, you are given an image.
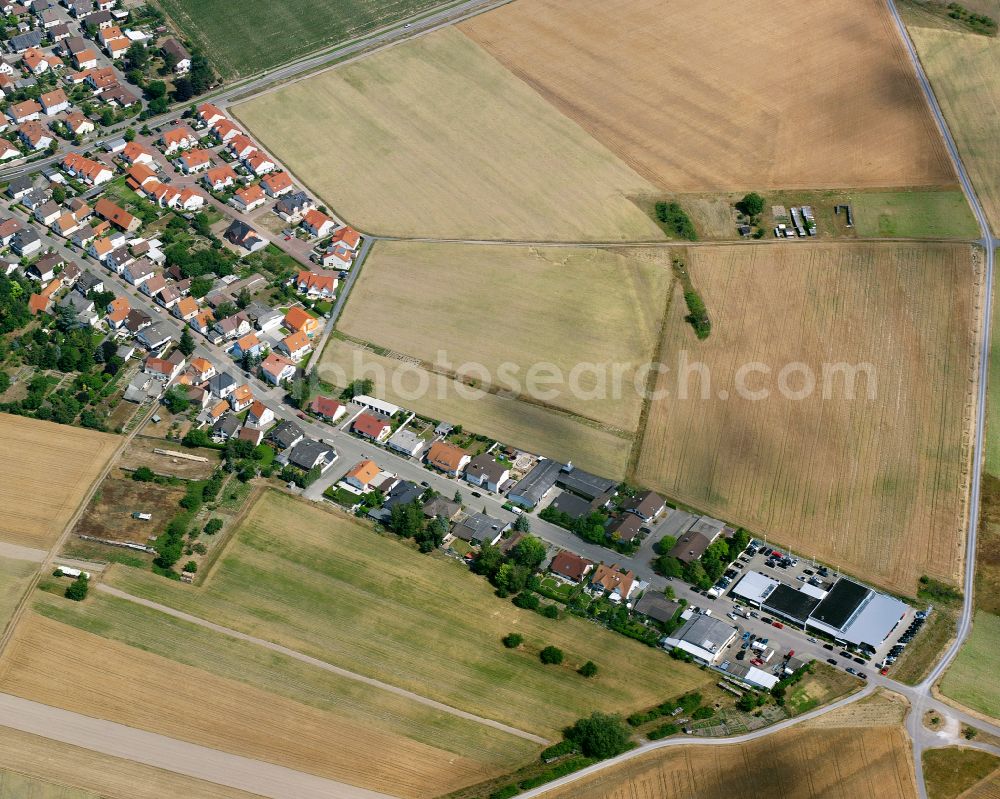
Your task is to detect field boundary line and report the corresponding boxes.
[95,584,550,746]
[625,258,680,480]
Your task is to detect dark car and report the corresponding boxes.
[420,481,429,487]
[839,651,852,659]
[803,569,814,576]
[857,672,868,680]
[853,657,866,665]
[827,658,838,666]
[471,491,482,498]
[823,643,835,651]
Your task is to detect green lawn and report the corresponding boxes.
[852,190,978,238]
[154,0,447,79]
[105,490,711,739]
[0,770,96,799]
[0,556,37,635]
[922,747,1000,799]
[939,611,1000,718]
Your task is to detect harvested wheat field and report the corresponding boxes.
[0,414,119,549]
[0,724,265,799]
[0,556,36,635]
[318,338,633,476]
[462,0,954,193]
[636,243,978,595]
[105,491,713,741]
[0,610,533,799]
[911,26,1000,232]
[337,241,672,431]
[538,718,917,799]
[233,28,663,241]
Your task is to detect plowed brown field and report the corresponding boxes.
[462,0,955,192]
[635,243,977,595]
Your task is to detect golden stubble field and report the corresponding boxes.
[335,241,673,431]
[0,724,264,799]
[0,611,526,799]
[462,0,955,193]
[0,414,119,549]
[233,28,663,241]
[539,721,917,799]
[636,243,978,595]
[910,25,1000,232]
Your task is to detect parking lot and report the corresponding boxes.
[668,539,926,683]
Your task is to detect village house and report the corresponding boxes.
[17,120,52,150]
[386,428,425,458]
[213,312,252,341]
[343,459,381,492]
[283,306,320,337]
[62,152,112,185]
[0,138,18,161]
[293,269,337,299]
[196,102,224,127]
[172,295,199,322]
[228,383,254,412]
[7,98,40,123]
[208,371,238,400]
[39,87,69,115]
[261,170,293,197]
[301,209,337,239]
[260,352,296,385]
[588,564,638,603]
[121,140,155,167]
[352,412,392,442]
[223,219,268,252]
[160,124,197,155]
[186,357,216,384]
[274,190,314,222]
[230,183,265,213]
[106,295,130,328]
[246,399,274,428]
[160,38,190,73]
[33,199,61,226]
[63,112,93,137]
[211,118,241,143]
[309,395,345,423]
[622,490,667,523]
[95,197,139,231]
[143,349,186,384]
[425,441,471,478]
[464,454,511,493]
[203,164,238,191]
[549,550,595,584]
[451,512,509,547]
[233,331,264,359]
[277,330,311,361]
[244,150,275,176]
[72,48,98,70]
[122,258,155,287]
[227,133,256,160]
[178,148,211,174]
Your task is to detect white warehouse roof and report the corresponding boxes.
[732,571,779,603]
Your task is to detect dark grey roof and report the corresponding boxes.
[383,481,423,511]
[7,175,33,195]
[76,271,103,293]
[12,228,39,246]
[549,491,591,521]
[508,458,563,507]
[466,453,508,484]
[160,37,189,61]
[289,439,334,471]
[809,579,871,631]
[556,464,616,500]
[622,490,665,519]
[633,592,680,624]
[275,190,311,215]
[269,419,304,450]
[213,415,241,438]
[207,371,237,395]
[422,496,460,520]
[606,514,642,542]
[452,512,508,543]
[9,30,44,51]
[763,584,821,624]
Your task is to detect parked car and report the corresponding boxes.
[827,658,838,666]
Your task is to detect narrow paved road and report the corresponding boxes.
[97,584,548,745]
[0,693,390,799]
[885,3,997,798]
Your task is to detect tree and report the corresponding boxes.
[132,466,155,482]
[126,42,149,71]
[510,536,547,571]
[51,185,66,204]
[100,108,114,127]
[539,645,564,665]
[183,560,198,573]
[578,660,598,678]
[124,127,136,142]
[64,573,89,601]
[162,385,190,414]
[189,275,213,298]
[453,489,463,504]
[178,327,196,356]
[502,632,523,648]
[341,378,374,400]
[736,192,765,217]
[203,518,223,535]
[564,712,631,759]
[172,77,194,102]
[513,513,531,532]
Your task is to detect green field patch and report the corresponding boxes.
[940,611,1000,717]
[105,490,712,740]
[852,190,978,238]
